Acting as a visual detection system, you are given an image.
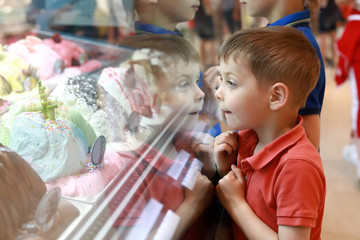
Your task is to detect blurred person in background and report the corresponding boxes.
[221,0,241,34]
[194,0,217,69]
[335,0,360,179]
[318,0,343,67]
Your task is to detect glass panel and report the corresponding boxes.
[0,1,220,239]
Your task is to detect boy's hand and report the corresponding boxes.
[184,173,215,211]
[201,66,220,126]
[214,131,238,177]
[216,165,246,214]
[204,66,219,90]
[173,174,215,239]
[191,132,216,179]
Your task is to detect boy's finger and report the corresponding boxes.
[231,164,244,180]
[215,142,234,155]
[215,132,238,150]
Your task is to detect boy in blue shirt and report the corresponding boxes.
[241,0,325,149]
[134,0,200,36]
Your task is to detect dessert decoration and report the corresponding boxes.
[91,135,106,167]
[68,109,97,148]
[34,187,61,232]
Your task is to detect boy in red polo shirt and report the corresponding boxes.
[214,26,326,239]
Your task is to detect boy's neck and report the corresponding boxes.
[266,1,304,24]
[138,13,177,32]
[253,113,299,155]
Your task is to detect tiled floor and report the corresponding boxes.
[320,67,360,240]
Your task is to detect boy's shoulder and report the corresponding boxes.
[268,10,310,27]
[284,135,322,170]
[238,116,322,171]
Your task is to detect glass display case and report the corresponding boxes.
[0,1,219,239]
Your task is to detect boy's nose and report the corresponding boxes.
[195,85,205,102]
[215,85,223,101]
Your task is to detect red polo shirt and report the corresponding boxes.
[234,116,326,240]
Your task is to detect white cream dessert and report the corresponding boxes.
[9,110,88,182]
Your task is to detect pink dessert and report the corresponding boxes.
[43,34,85,68]
[7,36,61,80]
[0,99,10,116]
[45,151,125,197]
[43,34,102,73]
[8,35,102,82]
[75,59,103,73]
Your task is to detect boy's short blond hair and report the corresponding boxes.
[219,26,320,108]
[120,34,200,64]
[119,34,200,92]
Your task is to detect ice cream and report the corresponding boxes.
[0,84,68,147]
[9,111,88,182]
[0,99,10,116]
[7,35,101,84]
[51,75,109,140]
[45,150,125,197]
[43,34,85,68]
[0,45,38,96]
[7,36,62,80]
[43,34,102,73]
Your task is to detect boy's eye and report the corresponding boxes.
[227,79,237,87]
[178,80,190,89]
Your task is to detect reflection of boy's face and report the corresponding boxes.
[157,0,201,23]
[159,60,204,131]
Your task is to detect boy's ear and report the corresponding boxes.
[268,82,289,110]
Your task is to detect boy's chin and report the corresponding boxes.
[225,120,243,131]
[180,117,198,131]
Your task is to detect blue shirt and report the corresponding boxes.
[268,10,325,116]
[134,22,183,37]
